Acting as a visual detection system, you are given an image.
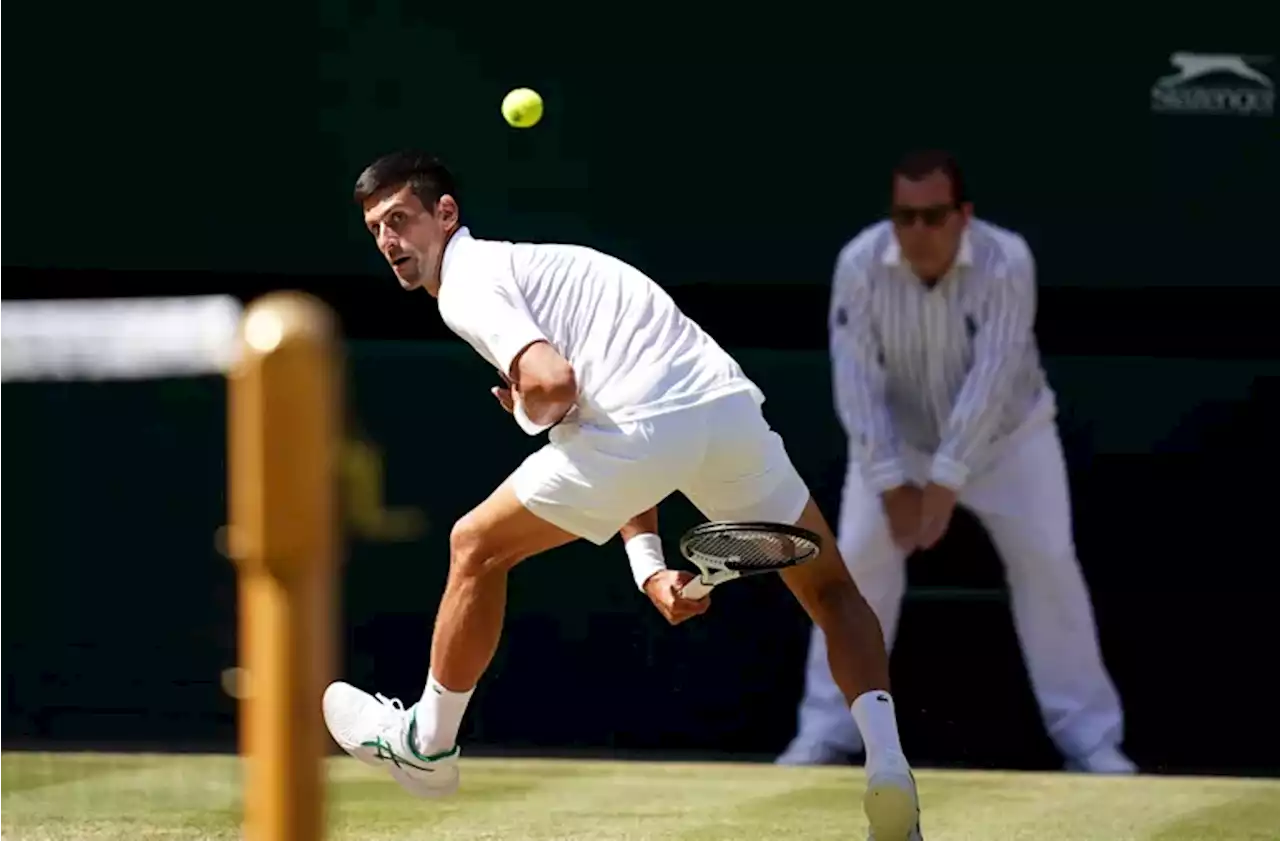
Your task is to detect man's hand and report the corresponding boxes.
[917,481,959,550]
[490,385,515,414]
[642,570,711,626]
[880,485,924,550]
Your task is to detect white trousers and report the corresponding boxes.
[788,421,1125,761]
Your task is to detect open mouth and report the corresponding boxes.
[391,255,412,268]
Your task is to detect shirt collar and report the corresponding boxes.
[439,225,472,287]
[957,229,974,267]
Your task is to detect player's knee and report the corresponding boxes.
[448,514,521,579]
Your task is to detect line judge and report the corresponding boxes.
[778,150,1134,775]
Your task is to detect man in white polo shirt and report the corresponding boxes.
[321,150,925,840]
[777,150,1133,776]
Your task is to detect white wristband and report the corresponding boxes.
[513,398,554,436]
[625,533,667,591]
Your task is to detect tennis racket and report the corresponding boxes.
[677,520,823,600]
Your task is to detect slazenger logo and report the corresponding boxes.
[1150,52,1274,116]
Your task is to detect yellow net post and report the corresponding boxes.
[228,292,342,841]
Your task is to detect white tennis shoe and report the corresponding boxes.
[864,768,923,840]
[322,681,461,798]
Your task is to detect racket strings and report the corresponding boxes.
[685,530,816,569]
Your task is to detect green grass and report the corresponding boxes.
[3,752,1278,840]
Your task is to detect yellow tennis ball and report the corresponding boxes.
[502,88,543,128]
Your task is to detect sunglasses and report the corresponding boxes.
[890,203,955,228]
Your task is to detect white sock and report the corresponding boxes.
[412,671,474,757]
[850,690,910,776]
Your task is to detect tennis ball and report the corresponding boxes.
[501,88,543,128]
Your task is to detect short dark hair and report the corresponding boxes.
[892,149,967,205]
[353,150,459,211]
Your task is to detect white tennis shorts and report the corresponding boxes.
[509,390,810,545]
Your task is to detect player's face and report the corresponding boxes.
[361,185,459,296]
[890,171,972,283]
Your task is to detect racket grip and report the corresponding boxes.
[680,578,714,600]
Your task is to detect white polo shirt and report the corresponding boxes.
[829,218,1054,492]
[436,227,764,428]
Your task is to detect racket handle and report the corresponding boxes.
[680,578,714,600]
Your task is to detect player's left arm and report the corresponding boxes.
[441,272,578,434]
[509,341,577,429]
[929,243,1037,490]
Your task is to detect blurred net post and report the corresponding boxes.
[228,292,342,841]
[3,292,341,839]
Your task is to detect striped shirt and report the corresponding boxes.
[829,218,1052,492]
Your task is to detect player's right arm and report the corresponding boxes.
[621,508,665,590]
[620,508,708,624]
[829,247,906,492]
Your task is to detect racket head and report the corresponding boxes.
[678,520,823,578]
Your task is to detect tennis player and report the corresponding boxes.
[322,150,923,840]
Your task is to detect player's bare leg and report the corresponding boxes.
[782,497,921,840]
[323,478,576,798]
[782,499,892,699]
[429,478,578,694]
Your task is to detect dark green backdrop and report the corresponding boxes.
[4,343,1277,772]
[5,5,1276,288]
